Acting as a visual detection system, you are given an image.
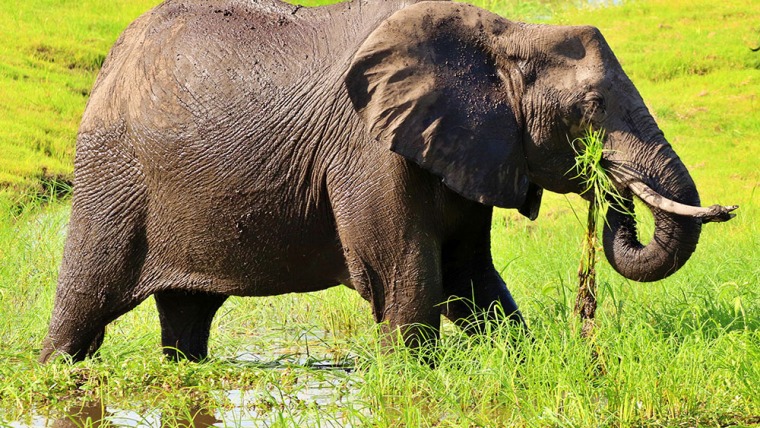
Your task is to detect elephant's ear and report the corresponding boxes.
[346,1,537,212]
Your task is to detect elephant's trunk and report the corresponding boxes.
[601,144,716,282]
[603,196,700,282]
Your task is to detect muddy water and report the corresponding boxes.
[9,337,363,427]
[10,401,218,427]
[9,367,363,427]
[10,402,166,427]
[11,387,361,427]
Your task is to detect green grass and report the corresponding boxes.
[0,0,159,206]
[1,0,759,426]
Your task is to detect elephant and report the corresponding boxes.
[39,0,736,363]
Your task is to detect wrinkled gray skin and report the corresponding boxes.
[40,0,710,362]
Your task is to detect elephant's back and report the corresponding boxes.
[80,0,380,146]
[69,0,424,297]
[80,0,423,140]
[80,0,308,129]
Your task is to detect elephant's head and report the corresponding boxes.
[346,1,736,282]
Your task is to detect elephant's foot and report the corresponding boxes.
[39,328,105,363]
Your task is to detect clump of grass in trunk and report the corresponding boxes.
[576,198,599,339]
[572,127,624,339]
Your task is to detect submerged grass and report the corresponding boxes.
[1,0,759,426]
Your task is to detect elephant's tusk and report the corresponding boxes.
[629,181,738,223]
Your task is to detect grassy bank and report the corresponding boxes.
[0,1,164,208]
[1,0,758,426]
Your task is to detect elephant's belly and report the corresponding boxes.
[141,240,348,297]
[210,241,348,296]
[139,205,349,297]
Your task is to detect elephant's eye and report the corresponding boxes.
[581,92,606,122]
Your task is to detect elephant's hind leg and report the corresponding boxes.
[39,151,149,363]
[154,290,227,361]
[39,220,149,363]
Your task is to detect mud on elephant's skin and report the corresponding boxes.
[39,0,736,362]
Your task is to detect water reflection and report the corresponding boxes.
[12,358,360,427]
[165,408,220,428]
[180,410,220,428]
[46,401,220,428]
[32,384,360,427]
[8,334,360,427]
[52,401,106,428]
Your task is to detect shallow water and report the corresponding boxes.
[8,368,363,427]
[9,401,216,427]
[8,340,363,428]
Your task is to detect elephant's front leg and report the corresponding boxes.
[440,217,528,335]
[331,164,444,351]
[344,238,443,351]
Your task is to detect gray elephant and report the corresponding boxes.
[40,0,735,362]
